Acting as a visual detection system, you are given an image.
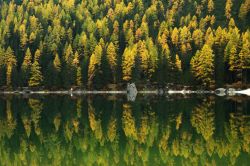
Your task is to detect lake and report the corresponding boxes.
[0,94,249,165]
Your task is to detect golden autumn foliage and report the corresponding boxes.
[122,45,137,81]
[0,0,248,88]
[191,44,214,86]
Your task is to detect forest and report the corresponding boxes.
[0,0,249,89]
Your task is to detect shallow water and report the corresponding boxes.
[0,95,249,166]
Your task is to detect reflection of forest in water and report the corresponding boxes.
[0,96,249,166]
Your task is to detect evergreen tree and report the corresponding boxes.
[107,42,117,83]
[88,44,103,86]
[225,0,233,19]
[138,40,149,79]
[122,45,137,81]
[34,49,41,62]
[146,38,158,80]
[0,47,6,86]
[179,26,192,54]
[76,66,83,87]
[19,24,28,50]
[229,45,240,72]
[192,29,203,48]
[29,61,43,87]
[21,48,32,86]
[208,0,214,13]
[53,53,61,72]
[53,53,61,86]
[191,44,215,86]
[240,32,250,69]
[5,47,16,87]
[171,28,179,46]
[175,54,182,72]
[239,31,250,83]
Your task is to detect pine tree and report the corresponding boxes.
[171,28,179,46]
[207,0,214,13]
[76,66,83,87]
[192,29,203,48]
[179,26,192,54]
[0,48,5,86]
[191,44,215,86]
[229,45,240,72]
[229,45,242,81]
[214,26,228,47]
[240,32,250,69]
[53,53,61,72]
[5,47,16,87]
[73,51,80,66]
[224,27,240,63]
[205,28,214,47]
[138,40,149,78]
[175,54,182,72]
[107,42,117,83]
[29,61,43,87]
[64,44,74,64]
[225,0,233,19]
[122,45,137,81]
[88,45,103,86]
[239,1,250,21]
[34,49,41,62]
[146,38,158,79]
[19,23,28,50]
[21,48,32,86]
[53,53,61,86]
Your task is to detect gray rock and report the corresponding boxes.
[127,83,137,101]
[215,88,226,96]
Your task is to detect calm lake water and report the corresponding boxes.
[0,95,249,165]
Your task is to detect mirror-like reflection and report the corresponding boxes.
[0,96,249,166]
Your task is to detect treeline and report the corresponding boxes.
[0,0,249,89]
[0,97,249,165]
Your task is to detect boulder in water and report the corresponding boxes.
[226,88,236,96]
[127,83,137,101]
[215,88,226,96]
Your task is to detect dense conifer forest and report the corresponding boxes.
[0,0,249,89]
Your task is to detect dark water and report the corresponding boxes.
[0,95,249,166]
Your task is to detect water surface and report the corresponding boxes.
[0,95,249,165]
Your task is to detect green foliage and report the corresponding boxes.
[5,47,16,87]
[76,66,82,87]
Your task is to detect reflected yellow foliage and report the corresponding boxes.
[122,104,137,140]
[138,113,149,144]
[107,115,117,142]
[176,112,182,130]
[0,97,249,165]
[54,113,61,132]
[88,102,103,142]
[159,125,171,151]
[191,100,215,141]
